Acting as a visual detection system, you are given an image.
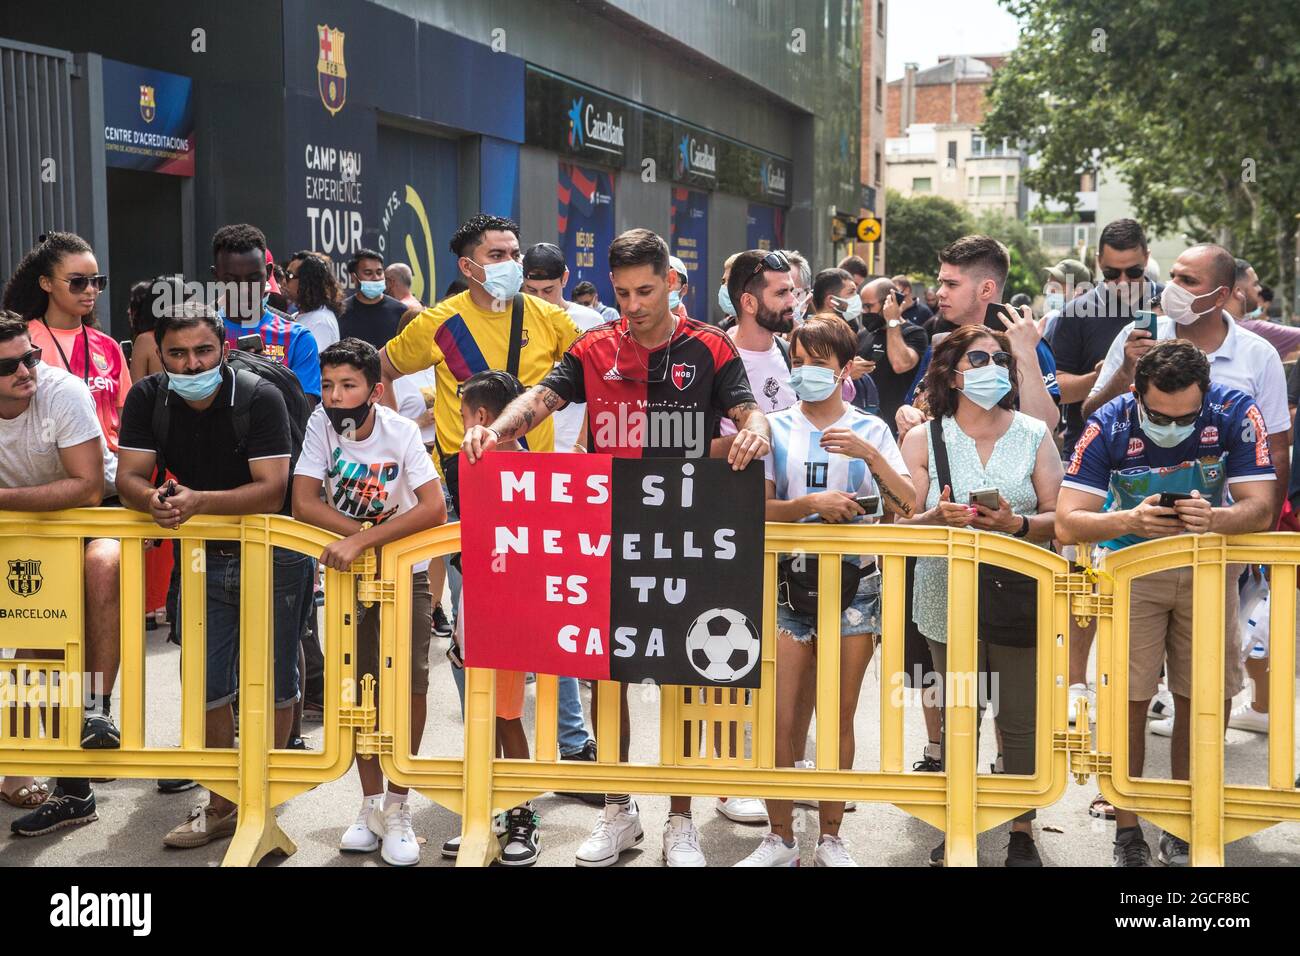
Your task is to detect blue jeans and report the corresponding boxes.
[203,546,314,709]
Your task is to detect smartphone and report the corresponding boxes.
[119,339,133,362]
[1158,491,1193,508]
[236,333,264,353]
[890,288,906,305]
[969,487,1000,510]
[853,495,881,516]
[983,302,1010,331]
[1133,309,1160,337]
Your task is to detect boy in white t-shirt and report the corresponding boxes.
[291,337,446,866]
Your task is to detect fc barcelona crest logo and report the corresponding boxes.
[7,559,42,598]
[139,85,156,123]
[671,363,696,391]
[317,24,347,116]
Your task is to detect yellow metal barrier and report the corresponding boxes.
[0,508,363,867]
[1073,533,1300,866]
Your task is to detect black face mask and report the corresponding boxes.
[326,399,374,437]
[861,311,885,332]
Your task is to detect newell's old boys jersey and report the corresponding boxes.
[1063,385,1274,551]
[541,316,753,458]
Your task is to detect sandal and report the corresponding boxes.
[1,781,51,808]
[1088,793,1115,820]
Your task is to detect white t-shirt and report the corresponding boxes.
[719,337,795,436]
[553,299,609,451]
[1090,312,1290,435]
[0,365,104,492]
[392,366,439,445]
[295,306,340,351]
[294,404,438,523]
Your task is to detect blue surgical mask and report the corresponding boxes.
[958,364,1012,410]
[359,280,386,299]
[669,290,682,311]
[470,258,524,301]
[1045,292,1065,312]
[167,366,223,401]
[1138,404,1196,448]
[790,365,842,402]
[1246,306,1263,319]
[718,284,736,317]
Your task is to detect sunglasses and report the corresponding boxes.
[53,273,108,294]
[963,349,1012,369]
[0,348,42,377]
[1100,265,1145,281]
[1141,402,1199,427]
[743,251,791,290]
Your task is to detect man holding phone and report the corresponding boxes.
[1057,340,1276,867]
[856,277,926,433]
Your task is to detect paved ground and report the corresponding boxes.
[2,611,1298,869]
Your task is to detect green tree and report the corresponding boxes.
[883,189,974,279]
[981,0,1300,315]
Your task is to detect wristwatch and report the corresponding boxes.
[1013,515,1030,538]
[887,318,903,329]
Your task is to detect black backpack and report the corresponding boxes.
[151,350,311,480]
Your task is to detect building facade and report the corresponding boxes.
[0,0,864,337]
[854,0,888,272]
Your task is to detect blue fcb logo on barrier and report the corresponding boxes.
[317,24,347,116]
[7,559,42,598]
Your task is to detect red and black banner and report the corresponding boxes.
[460,454,764,687]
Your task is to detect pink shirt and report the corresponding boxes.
[1238,316,1300,359]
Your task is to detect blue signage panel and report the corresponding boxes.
[671,188,709,321]
[102,59,195,176]
[746,203,785,252]
[558,163,616,307]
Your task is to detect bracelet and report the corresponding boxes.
[1013,514,1030,538]
[485,426,501,442]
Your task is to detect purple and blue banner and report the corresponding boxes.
[102,59,195,176]
[558,163,616,307]
[746,203,785,252]
[671,188,709,321]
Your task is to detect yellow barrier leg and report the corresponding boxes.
[944,544,979,866]
[457,666,499,867]
[223,534,295,867]
[1266,564,1296,791]
[1189,558,1226,867]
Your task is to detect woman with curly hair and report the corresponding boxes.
[289,252,341,350]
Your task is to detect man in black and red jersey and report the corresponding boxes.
[461,228,769,868]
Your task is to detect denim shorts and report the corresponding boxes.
[204,546,315,710]
[777,570,881,644]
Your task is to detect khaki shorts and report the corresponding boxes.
[1127,565,1244,702]
[357,571,433,698]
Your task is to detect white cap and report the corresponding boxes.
[669,256,689,283]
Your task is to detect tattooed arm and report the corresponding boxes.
[726,401,771,471]
[461,385,566,464]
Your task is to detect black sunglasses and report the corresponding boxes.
[0,348,42,377]
[963,349,1012,369]
[743,251,791,290]
[1141,401,1199,428]
[53,273,109,294]
[1101,265,1145,281]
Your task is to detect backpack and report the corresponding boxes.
[151,350,311,482]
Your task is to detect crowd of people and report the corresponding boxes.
[0,210,1296,868]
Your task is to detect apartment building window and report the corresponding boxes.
[877,1,885,34]
[971,133,985,156]
[1005,175,1017,194]
[875,150,882,185]
[875,76,883,111]
[947,140,958,167]
[978,176,1001,196]
[913,177,933,193]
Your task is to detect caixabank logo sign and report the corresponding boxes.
[567,96,624,157]
[676,134,717,181]
[317,24,347,116]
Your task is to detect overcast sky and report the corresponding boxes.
[885,0,1022,80]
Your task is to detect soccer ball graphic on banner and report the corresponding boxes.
[685,608,760,683]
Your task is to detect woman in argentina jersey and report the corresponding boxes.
[737,317,913,869]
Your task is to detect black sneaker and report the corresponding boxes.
[912,753,942,773]
[1113,826,1151,867]
[286,736,309,751]
[80,713,121,749]
[928,839,945,867]
[1005,831,1042,867]
[432,604,452,638]
[1156,831,1189,867]
[556,740,604,805]
[498,806,541,866]
[157,779,199,794]
[11,788,98,836]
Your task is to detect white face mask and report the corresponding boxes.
[1161,281,1224,326]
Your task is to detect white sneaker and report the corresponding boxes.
[1068,683,1095,726]
[814,834,858,867]
[371,801,420,867]
[440,834,460,859]
[1228,703,1269,734]
[338,795,382,853]
[734,832,800,867]
[716,796,768,823]
[575,801,643,867]
[662,814,707,867]
[1147,687,1174,720]
[1150,717,1174,738]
